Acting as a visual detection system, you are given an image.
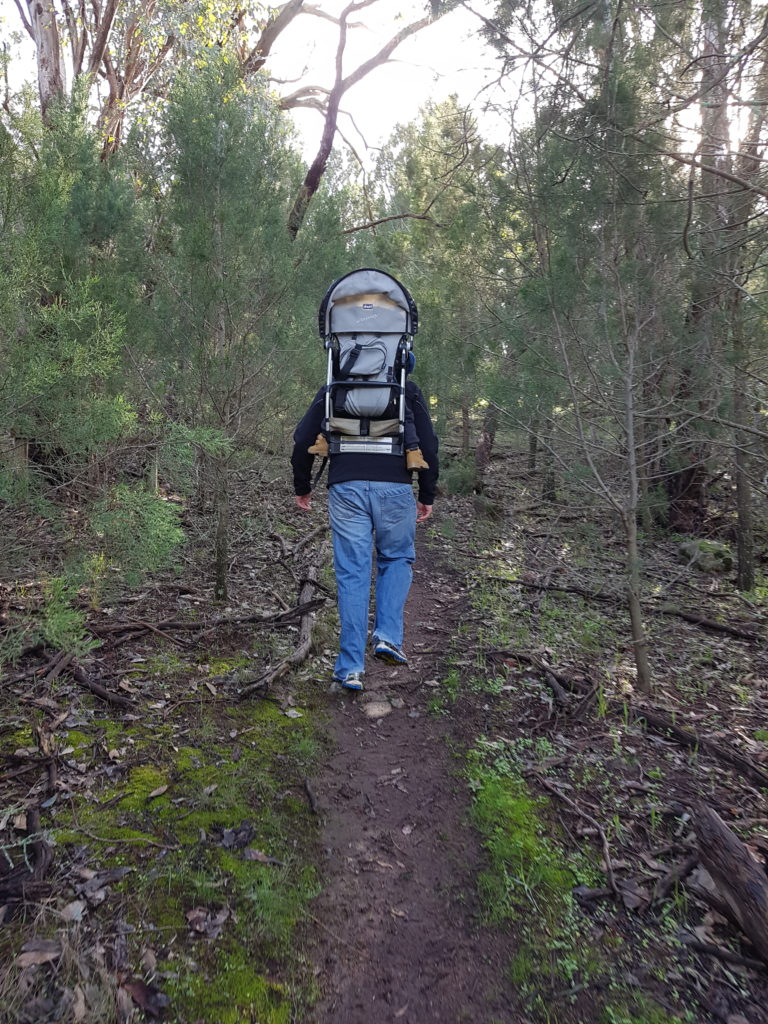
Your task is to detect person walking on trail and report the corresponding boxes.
[291,378,439,692]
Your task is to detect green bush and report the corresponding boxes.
[441,457,476,496]
[90,484,185,586]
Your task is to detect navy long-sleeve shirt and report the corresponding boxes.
[291,381,439,505]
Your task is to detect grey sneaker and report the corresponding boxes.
[372,638,408,666]
[336,671,363,691]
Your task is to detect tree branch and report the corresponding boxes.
[243,0,307,75]
[13,0,33,39]
[86,0,119,75]
[287,2,442,239]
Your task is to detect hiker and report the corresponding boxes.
[291,269,439,692]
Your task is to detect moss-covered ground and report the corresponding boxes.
[1,651,325,1024]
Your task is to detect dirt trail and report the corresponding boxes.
[307,549,520,1024]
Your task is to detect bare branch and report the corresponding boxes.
[12,0,33,39]
[342,211,440,234]
[86,0,119,75]
[243,0,307,76]
[279,84,331,109]
[287,2,444,238]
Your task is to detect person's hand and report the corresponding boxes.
[295,494,312,512]
[416,502,433,524]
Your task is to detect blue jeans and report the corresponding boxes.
[328,481,416,680]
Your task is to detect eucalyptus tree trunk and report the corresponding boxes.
[26,0,65,122]
[667,0,731,531]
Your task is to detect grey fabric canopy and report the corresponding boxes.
[318,268,418,338]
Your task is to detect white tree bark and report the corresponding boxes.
[26,0,64,121]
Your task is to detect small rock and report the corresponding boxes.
[362,701,392,720]
[390,698,405,709]
[678,539,733,573]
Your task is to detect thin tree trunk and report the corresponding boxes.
[541,428,557,502]
[212,204,230,601]
[461,399,470,459]
[527,415,539,473]
[625,327,652,692]
[733,315,754,590]
[214,458,229,602]
[474,406,498,493]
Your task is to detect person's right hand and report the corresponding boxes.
[295,494,312,511]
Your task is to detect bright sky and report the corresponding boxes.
[0,0,509,162]
[267,1,507,162]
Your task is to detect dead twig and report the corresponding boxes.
[679,933,767,972]
[240,543,330,698]
[303,778,319,815]
[537,776,618,896]
[68,661,133,709]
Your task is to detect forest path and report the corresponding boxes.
[306,545,518,1024]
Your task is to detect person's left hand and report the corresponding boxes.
[295,494,312,511]
[416,502,433,523]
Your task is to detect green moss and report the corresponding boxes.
[205,654,250,675]
[119,764,170,811]
[602,995,686,1024]
[472,774,574,924]
[43,658,324,1021]
[63,729,91,750]
[144,651,188,676]
[3,725,35,753]
[754,729,768,743]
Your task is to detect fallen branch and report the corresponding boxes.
[92,598,326,639]
[486,649,591,694]
[678,933,767,972]
[630,707,768,790]
[507,580,761,641]
[656,606,760,642]
[693,803,768,966]
[68,661,133,709]
[240,542,330,697]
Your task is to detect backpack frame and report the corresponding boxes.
[318,268,419,457]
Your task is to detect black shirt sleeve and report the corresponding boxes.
[291,389,324,496]
[407,382,439,505]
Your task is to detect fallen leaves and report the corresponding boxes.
[120,976,170,1019]
[16,938,61,968]
[185,905,229,940]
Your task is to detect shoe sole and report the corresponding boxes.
[341,681,363,691]
[373,648,408,667]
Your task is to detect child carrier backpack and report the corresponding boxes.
[318,268,418,456]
